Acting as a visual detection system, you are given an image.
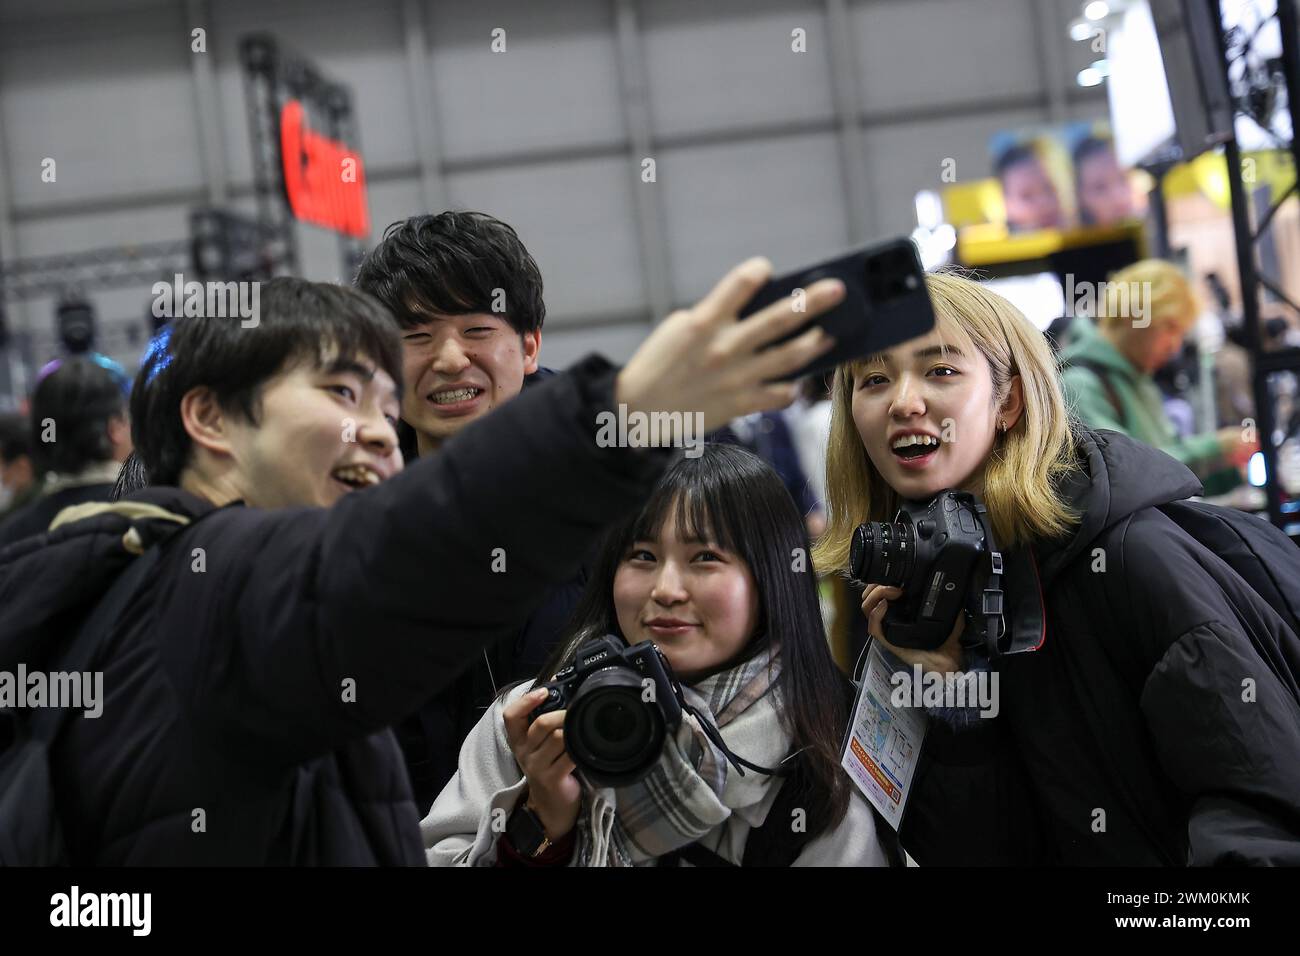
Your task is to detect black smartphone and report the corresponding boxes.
[738,238,936,381]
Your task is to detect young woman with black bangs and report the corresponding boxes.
[422,443,894,866]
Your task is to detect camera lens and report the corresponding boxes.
[565,667,665,788]
[592,698,640,744]
[849,520,915,587]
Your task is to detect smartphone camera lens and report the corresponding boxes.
[864,245,919,304]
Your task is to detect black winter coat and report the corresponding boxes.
[900,427,1300,865]
[395,366,590,812]
[0,356,668,864]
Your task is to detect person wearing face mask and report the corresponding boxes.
[813,271,1300,865]
[1058,260,1257,493]
[422,444,894,866]
[354,211,592,814]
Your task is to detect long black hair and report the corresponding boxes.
[535,443,851,831]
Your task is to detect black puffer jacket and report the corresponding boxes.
[395,366,590,812]
[0,356,667,865]
[900,427,1300,865]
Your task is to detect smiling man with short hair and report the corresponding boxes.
[355,211,578,811]
[356,211,546,457]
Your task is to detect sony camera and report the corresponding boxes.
[849,490,1006,655]
[529,635,683,787]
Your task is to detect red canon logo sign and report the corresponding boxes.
[280,99,370,238]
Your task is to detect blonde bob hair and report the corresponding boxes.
[1095,258,1199,331]
[813,271,1082,575]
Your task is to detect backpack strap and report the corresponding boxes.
[1063,357,1128,430]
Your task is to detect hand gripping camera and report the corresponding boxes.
[529,634,787,787]
[849,490,1012,658]
[529,635,684,788]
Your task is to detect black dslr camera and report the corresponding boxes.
[849,490,1009,657]
[529,635,683,787]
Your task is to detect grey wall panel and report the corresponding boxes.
[0,0,1107,388]
[641,0,834,139]
[658,132,848,303]
[2,4,202,210]
[14,200,190,258]
[852,0,1043,114]
[0,0,171,22]
[863,105,1048,232]
[365,174,429,240]
[444,154,646,325]
[292,218,350,282]
[1068,99,1110,125]
[211,0,415,199]
[539,318,651,369]
[427,0,624,163]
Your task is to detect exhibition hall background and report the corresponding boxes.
[0,0,1110,375]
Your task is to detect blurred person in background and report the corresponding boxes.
[715,409,819,531]
[785,371,834,535]
[717,374,834,538]
[996,142,1066,233]
[1073,136,1136,227]
[0,413,40,521]
[1058,259,1257,494]
[0,355,131,549]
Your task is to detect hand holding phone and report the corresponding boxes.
[737,238,936,381]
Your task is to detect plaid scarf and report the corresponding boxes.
[576,646,789,866]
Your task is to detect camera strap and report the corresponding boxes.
[680,701,794,778]
[979,550,1006,657]
[970,504,1008,659]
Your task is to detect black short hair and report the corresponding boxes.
[30,356,127,475]
[994,142,1040,182]
[0,412,33,464]
[130,277,402,487]
[354,211,545,335]
[1072,134,1114,169]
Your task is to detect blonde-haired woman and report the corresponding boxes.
[815,271,1300,866]
[1058,259,1256,492]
